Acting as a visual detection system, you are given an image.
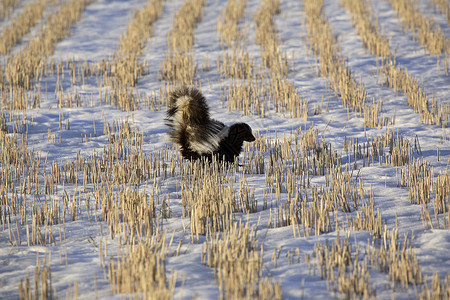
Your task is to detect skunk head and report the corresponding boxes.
[228,123,255,145]
[233,123,255,142]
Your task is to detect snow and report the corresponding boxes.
[1,0,449,299]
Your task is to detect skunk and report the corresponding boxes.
[165,87,255,163]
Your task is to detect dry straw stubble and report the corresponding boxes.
[0,0,50,55]
[160,0,207,85]
[304,0,387,128]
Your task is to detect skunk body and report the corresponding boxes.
[166,87,255,163]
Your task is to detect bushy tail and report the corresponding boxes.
[165,87,228,160]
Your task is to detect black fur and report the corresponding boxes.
[166,87,255,163]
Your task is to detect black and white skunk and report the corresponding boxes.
[165,87,255,163]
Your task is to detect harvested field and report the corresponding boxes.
[1,0,449,299]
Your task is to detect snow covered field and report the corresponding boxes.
[1,0,449,299]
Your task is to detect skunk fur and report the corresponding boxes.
[166,87,255,163]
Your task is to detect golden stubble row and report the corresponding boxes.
[0,0,50,55]
[65,0,167,112]
[217,0,308,120]
[0,0,204,114]
[430,0,450,24]
[308,227,424,299]
[399,157,450,229]
[160,0,207,85]
[1,0,167,113]
[53,60,171,111]
[0,0,93,120]
[341,0,390,58]
[268,161,446,298]
[108,231,177,299]
[109,0,165,88]
[18,254,57,300]
[312,233,376,298]
[0,0,18,20]
[216,0,255,81]
[217,0,246,49]
[202,222,282,299]
[377,58,449,126]
[387,0,450,73]
[304,0,386,128]
[340,0,449,126]
[8,57,170,113]
[388,0,449,56]
[216,0,254,80]
[295,224,449,298]
[253,0,286,76]
[240,126,411,237]
[4,0,93,91]
[312,0,448,129]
